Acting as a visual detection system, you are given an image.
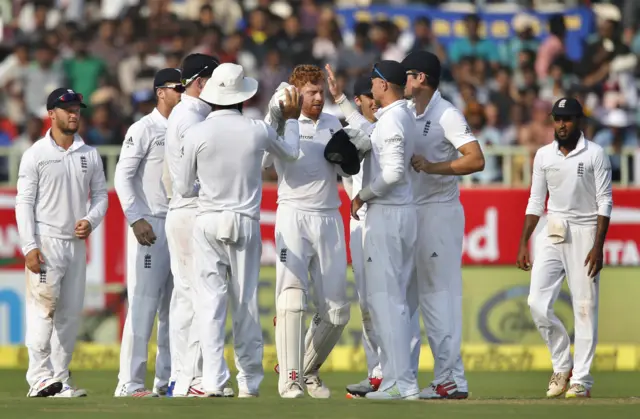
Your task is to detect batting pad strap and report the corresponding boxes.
[303,303,350,376]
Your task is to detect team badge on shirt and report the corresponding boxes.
[423,120,431,136]
[80,156,88,173]
[577,162,585,178]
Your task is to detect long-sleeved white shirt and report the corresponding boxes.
[114,108,169,225]
[409,91,477,205]
[264,112,344,212]
[525,134,613,226]
[175,110,300,219]
[359,100,416,206]
[15,130,109,256]
[165,93,212,210]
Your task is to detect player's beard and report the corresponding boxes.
[554,126,580,147]
[59,119,79,136]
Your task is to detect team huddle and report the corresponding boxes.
[16,50,612,400]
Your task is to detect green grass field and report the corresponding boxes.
[1,371,639,418]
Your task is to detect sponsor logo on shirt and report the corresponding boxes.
[37,159,61,169]
[385,135,402,144]
[153,140,165,147]
[300,135,314,140]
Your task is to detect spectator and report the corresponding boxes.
[489,66,516,129]
[23,42,65,118]
[448,14,500,67]
[268,14,314,67]
[85,104,121,146]
[91,20,127,76]
[539,57,576,104]
[519,99,554,154]
[405,16,446,64]
[535,14,566,79]
[313,18,340,65]
[12,116,44,155]
[335,22,378,80]
[64,36,107,105]
[465,102,502,184]
[118,38,165,97]
[500,13,539,70]
[593,108,638,182]
[369,21,405,62]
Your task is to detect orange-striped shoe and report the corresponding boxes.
[565,384,591,399]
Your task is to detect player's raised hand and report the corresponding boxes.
[584,246,604,279]
[75,220,93,239]
[25,248,45,274]
[132,219,157,246]
[516,244,532,271]
[324,64,342,100]
[280,87,302,120]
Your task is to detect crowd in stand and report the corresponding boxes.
[0,0,638,184]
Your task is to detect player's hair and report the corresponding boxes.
[288,65,325,89]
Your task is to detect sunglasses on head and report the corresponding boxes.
[181,63,215,86]
[57,92,84,104]
[158,83,186,93]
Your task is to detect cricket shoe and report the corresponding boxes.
[153,384,169,396]
[565,384,591,399]
[305,375,330,399]
[114,386,159,398]
[419,381,469,400]
[281,382,305,399]
[546,371,572,398]
[204,382,235,398]
[346,377,382,398]
[51,383,87,398]
[365,384,418,400]
[238,390,259,398]
[27,378,63,398]
[166,380,175,397]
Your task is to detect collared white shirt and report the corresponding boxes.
[115,108,169,225]
[266,112,344,212]
[360,99,415,206]
[165,93,212,210]
[525,134,613,226]
[15,130,109,255]
[409,90,477,205]
[175,109,300,219]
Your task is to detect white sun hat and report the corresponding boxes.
[200,63,259,106]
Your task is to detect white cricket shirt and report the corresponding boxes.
[165,93,212,210]
[266,112,344,212]
[175,110,300,220]
[360,100,416,206]
[115,108,169,225]
[410,91,477,205]
[15,130,109,256]
[525,134,613,226]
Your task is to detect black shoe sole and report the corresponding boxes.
[36,382,63,397]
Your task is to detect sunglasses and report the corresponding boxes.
[406,71,420,78]
[372,64,387,82]
[158,83,186,93]
[57,92,84,104]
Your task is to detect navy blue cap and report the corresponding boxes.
[371,60,407,87]
[46,88,87,110]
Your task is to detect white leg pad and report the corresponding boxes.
[303,303,350,376]
[276,288,306,395]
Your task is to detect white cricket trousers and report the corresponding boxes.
[350,218,420,379]
[25,236,86,388]
[117,216,172,393]
[410,202,467,391]
[193,211,264,394]
[363,204,418,397]
[274,205,349,394]
[528,223,599,389]
[166,207,202,395]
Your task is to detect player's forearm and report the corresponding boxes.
[593,215,610,250]
[114,171,144,225]
[84,188,109,230]
[426,154,485,176]
[270,120,300,161]
[519,214,540,247]
[15,203,38,255]
[360,165,403,201]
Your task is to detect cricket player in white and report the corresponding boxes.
[517,97,612,399]
[324,65,423,398]
[403,51,485,400]
[164,54,221,397]
[175,63,302,397]
[16,88,108,398]
[114,69,183,397]
[264,65,350,399]
[350,61,418,400]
